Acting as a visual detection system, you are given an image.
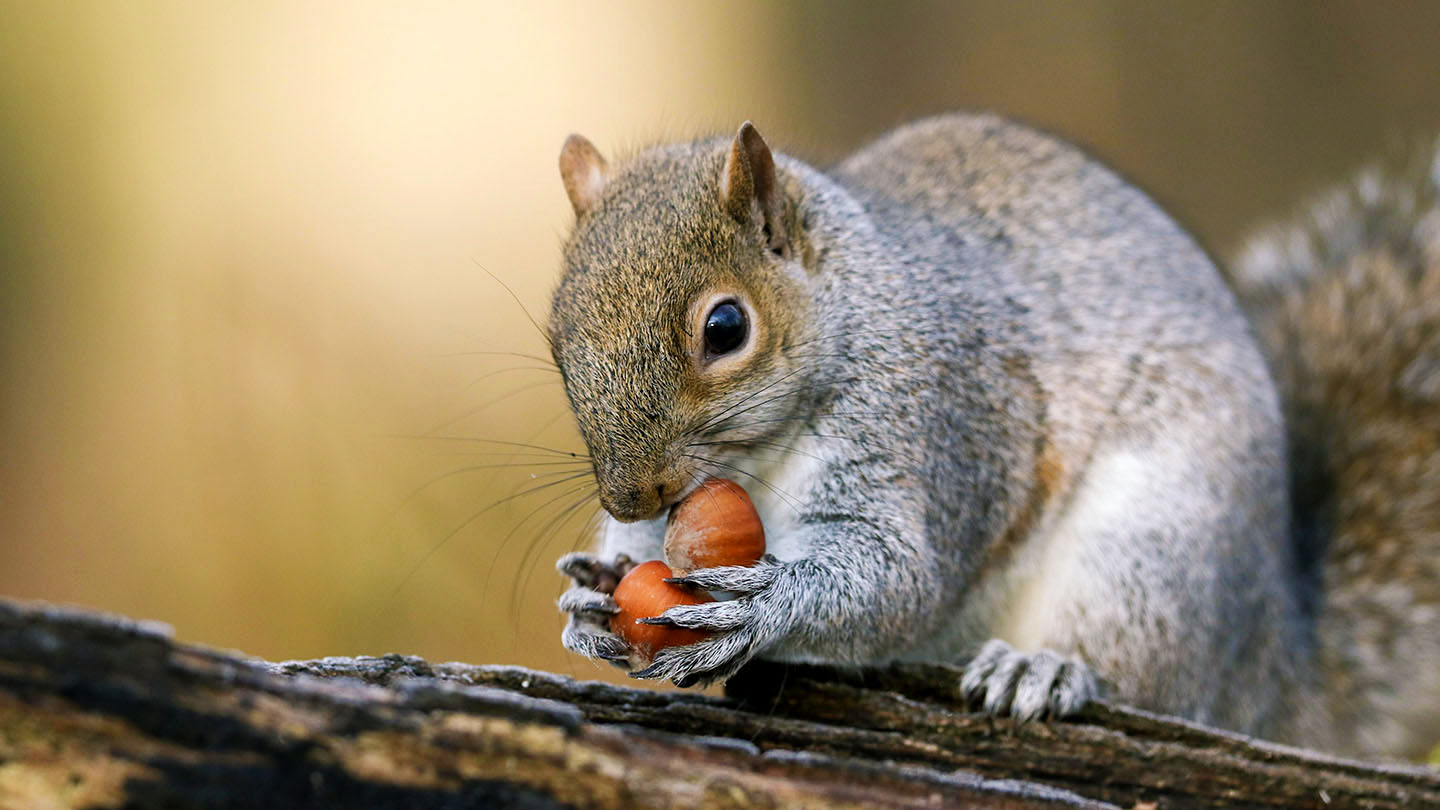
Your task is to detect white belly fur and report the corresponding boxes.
[988,450,1151,652]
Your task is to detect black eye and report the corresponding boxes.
[704,301,748,357]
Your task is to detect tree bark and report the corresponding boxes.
[0,598,1435,809]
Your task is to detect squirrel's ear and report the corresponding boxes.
[721,121,789,257]
[559,134,608,217]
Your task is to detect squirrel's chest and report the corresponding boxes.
[728,434,831,563]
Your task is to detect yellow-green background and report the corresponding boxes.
[4,2,1440,710]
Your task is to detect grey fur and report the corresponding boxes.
[546,114,1440,759]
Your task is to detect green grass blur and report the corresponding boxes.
[3,2,1440,711]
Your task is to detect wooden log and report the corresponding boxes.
[0,598,1436,809]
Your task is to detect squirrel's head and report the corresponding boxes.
[548,122,817,521]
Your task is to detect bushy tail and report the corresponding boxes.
[1230,143,1440,759]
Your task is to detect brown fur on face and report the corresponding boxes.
[548,130,813,521]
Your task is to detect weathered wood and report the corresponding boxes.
[0,598,1436,809]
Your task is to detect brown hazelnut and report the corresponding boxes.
[664,478,766,575]
[609,560,712,668]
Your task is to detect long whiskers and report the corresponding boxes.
[393,434,589,459]
[429,349,557,367]
[484,479,599,624]
[684,453,801,514]
[473,259,550,347]
[692,365,814,436]
[392,459,591,517]
[689,436,825,462]
[508,488,601,645]
[391,469,594,597]
[421,378,562,435]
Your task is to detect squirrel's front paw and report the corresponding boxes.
[630,555,791,687]
[960,639,1099,722]
[555,552,634,668]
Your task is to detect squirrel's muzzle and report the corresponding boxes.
[599,481,664,523]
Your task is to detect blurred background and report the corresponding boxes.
[4,1,1440,689]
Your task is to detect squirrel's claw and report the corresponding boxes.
[557,553,636,669]
[560,613,630,667]
[558,586,620,617]
[629,626,758,685]
[664,555,784,593]
[960,639,1099,721]
[557,551,633,594]
[639,598,751,632]
[630,558,797,686]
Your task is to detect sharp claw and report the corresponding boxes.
[629,663,662,680]
[611,563,785,685]
[613,553,637,576]
[558,587,620,616]
[558,552,632,594]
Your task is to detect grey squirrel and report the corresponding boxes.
[547,113,1440,760]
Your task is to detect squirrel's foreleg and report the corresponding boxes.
[630,475,942,686]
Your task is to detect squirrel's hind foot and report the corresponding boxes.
[959,639,1099,722]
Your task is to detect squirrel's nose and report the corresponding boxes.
[600,483,663,523]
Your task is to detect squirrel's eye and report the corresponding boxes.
[704,301,748,357]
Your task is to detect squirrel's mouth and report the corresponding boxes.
[662,477,704,511]
[598,461,707,521]
[600,479,681,522]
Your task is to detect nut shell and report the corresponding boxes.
[609,560,712,669]
[664,478,766,575]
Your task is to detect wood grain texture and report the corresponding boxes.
[1,598,1436,809]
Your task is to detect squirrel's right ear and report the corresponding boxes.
[559,134,608,217]
[721,121,790,258]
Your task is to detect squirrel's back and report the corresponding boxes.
[831,113,1280,466]
[1232,145,1440,758]
[830,114,1308,733]
[830,111,1287,549]
[836,114,1440,755]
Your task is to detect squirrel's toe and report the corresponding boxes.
[961,639,1097,721]
[631,627,757,686]
[557,585,619,617]
[557,552,632,594]
[1010,650,1065,722]
[561,614,629,665]
[1048,659,1100,717]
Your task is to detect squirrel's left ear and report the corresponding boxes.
[559,134,608,217]
[721,121,790,258]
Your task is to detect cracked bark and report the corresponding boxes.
[0,598,1436,809]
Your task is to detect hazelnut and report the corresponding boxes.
[610,560,712,668]
[664,478,766,575]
